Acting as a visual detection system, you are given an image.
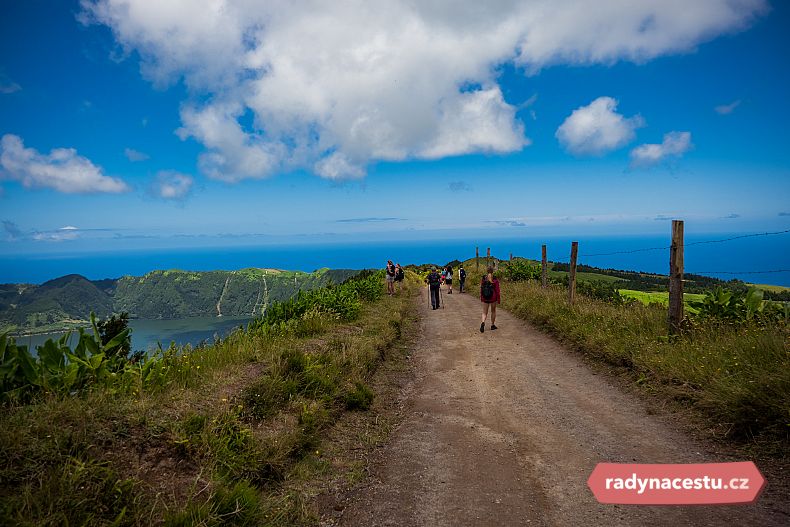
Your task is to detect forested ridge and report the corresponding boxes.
[0,267,359,334]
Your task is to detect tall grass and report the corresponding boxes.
[500,280,789,443]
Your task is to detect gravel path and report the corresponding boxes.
[338,286,786,526]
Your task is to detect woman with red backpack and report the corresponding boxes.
[480,265,500,332]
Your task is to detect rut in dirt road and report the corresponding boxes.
[338,285,786,526]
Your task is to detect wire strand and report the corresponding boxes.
[575,228,790,257]
[686,269,790,275]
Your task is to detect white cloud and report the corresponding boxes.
[630,131,692,167]
[177,102,284,183]
[82,0,767,180]
[152,170,193,199]
[33,228,80,242]
[314,152,365,181]
[714,99,741,114]
[556,97,644,155]
[0,71,21,94]
[124,147,149,161]
[0,134,130,193]
[513,1,766,70]
[0,81,21,94]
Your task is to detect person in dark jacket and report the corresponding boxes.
[394,263,405,291]
[458,265,466,293]
[425,267,442,309]
[480,265,500,332]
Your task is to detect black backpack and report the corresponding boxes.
[428,272,440,285]
[459,269,466,280]
[396,268,404,280]
[481,278,495,301]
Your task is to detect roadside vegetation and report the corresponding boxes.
[0,270,419,525]
[464,257,789,451]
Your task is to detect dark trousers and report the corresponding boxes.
[430,285,440,308]
[459,279,465,293]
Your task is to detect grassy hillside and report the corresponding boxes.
[0,270,419,525]
[1,268,360,334]
[0,275,113,334]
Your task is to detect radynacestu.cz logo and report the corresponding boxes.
[587,462,765,505]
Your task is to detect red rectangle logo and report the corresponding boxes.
[588,462,766,505]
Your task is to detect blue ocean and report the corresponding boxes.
[2,233,789,286]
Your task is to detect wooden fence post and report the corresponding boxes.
[669,220,685,334]
[476,246,479,270]
[541,244,547,288]
[486,247,491,268]
[510,252,513,261]
[568,241,578,305]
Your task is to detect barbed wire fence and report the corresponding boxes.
[480,224,790,333]
[533,228,790,276]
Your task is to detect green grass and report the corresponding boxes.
[549,270,625,283]
[619,289,705,307]
[748,283,790,293]
[0,272,420,525]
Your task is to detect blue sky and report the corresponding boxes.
[1,0,789,256]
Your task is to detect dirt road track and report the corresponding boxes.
[336,286,787,526]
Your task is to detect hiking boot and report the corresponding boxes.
[491,324,498,330]
[480,322,485,333]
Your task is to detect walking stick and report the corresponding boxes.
[439,284,444,309]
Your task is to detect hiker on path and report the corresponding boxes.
[395,263,405,292]
[458,265,466,293]
[425,267,442,310]
[445,265,453,294]
[385,260,396,296]
[480,265,500,332]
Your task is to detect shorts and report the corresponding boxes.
[385,275,395,282]
[445,278,452,284]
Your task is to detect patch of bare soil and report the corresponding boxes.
[332,286,789,526]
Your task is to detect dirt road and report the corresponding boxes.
[338,286,786,526]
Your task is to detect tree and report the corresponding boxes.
[97,312,131,360]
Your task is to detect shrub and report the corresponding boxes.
[503,259,541,281]
[576,280,627,305]
[690,286,788,325]
[1,313,133,401]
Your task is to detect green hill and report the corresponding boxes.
[1,268,360,334]
[113,267,358,319]
[0,275,113,333]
